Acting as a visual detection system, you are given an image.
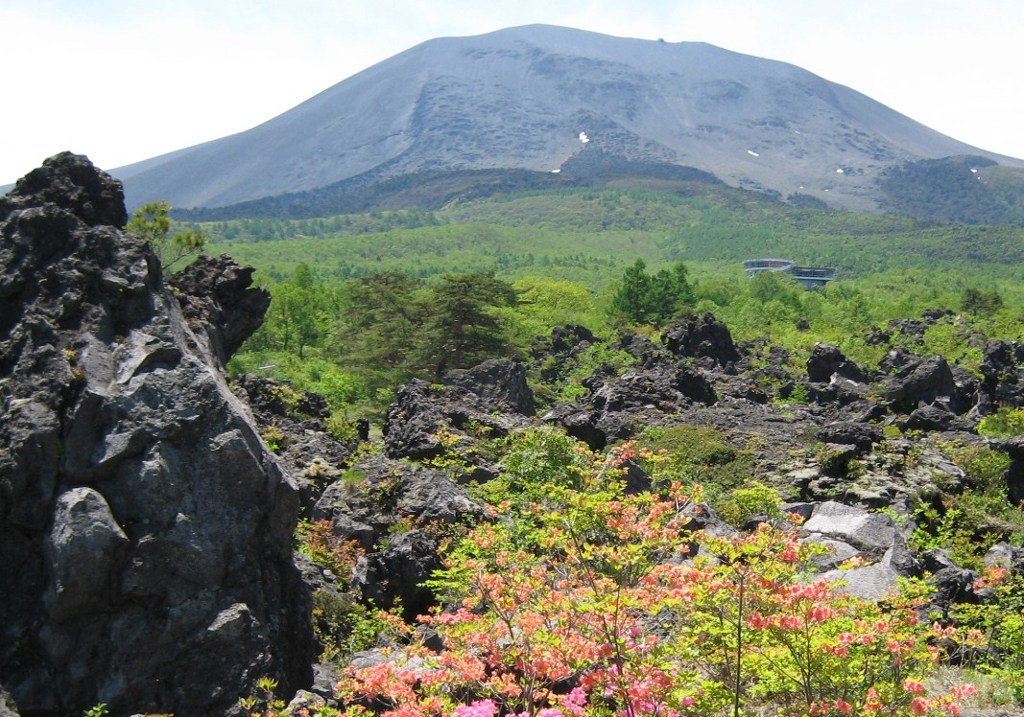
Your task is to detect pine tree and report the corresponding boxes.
[610,260,693,325]
[420,272,517,377]
[335,271,426,385]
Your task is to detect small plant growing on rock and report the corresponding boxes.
[421,428,477,478]
[260,423,286,453]
[239,676,285,717]
[296,519,362,583]
[128,200,206,275]
[270,382,303,414]
[311,590,394,665]
[325,412,360,443]
[816,444,857,476]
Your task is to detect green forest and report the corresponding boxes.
[174,185,1024,420]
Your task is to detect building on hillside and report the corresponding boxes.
[743,258,835,290]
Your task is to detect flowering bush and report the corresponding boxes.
[335,440,977,717]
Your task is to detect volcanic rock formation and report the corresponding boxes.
[0,153,314,716]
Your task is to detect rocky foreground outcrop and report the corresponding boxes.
[0,154,314,716]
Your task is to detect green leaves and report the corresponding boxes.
[334,270,517,383]
[419,272,517,377]
[127,200,206,275]
[609,259,694,326]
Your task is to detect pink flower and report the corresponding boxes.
[808,605,835,623]
[864,688,882,713]
[953,684,978,699]
[454,699,498,717]
[747,612,769,629]
[910,697,930,715]
[563,687,588,717]
[904,680,926,695]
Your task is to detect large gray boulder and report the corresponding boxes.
[443,357,536,416]
[662,313,741,370]
[802,501,920,600]
[806,343,869,384]
[383,378,530,461]
[0,154,314,716]
[883,354,959,413]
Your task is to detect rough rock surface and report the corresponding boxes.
[981,339,1024,408]
[661,313,742,370]
[0,154,313,716]
[883,354,959,412]
[806,343,869,384]
[544,365,718,449]
[167,253,271,368]
[232,373,359,515]
[313,454,483,618]
[798,501,919,600]
[383,378,531,461]
[529,324,596,384]
[443,357,536,416]
[0,685,18,717]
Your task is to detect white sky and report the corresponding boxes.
[1,0,1022,185]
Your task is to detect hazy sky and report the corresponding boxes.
[2,0,1022,185]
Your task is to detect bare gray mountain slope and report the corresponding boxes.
[115,24,1023,213]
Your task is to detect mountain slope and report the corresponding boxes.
[116,24,1023,214]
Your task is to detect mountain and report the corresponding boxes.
[115,24,1024,217]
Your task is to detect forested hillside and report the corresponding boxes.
[179,185,1024,420]
[193,186,1024,287]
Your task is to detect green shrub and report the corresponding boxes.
[295,519,362,583]
[978,407,1024,438]
[477,426,589,506]
[311,589,391,664]
[324,412,360,444]
[637,424,753,494]
[953,569,1024,704]
[553,342,639,403]
[714,481,785,527]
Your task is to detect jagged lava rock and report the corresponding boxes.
[443,357,535,416]
[313,455,483,619]
[529,324,597,384]
[543,364,717,450]
[806,343,869,384]
[980,339,1024,408]
[383,378,530,461]
[661,313,741,370]
[168,253,271,368]
[232,373,357,515]
[0,153,313,716]
[882,354,959,413]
